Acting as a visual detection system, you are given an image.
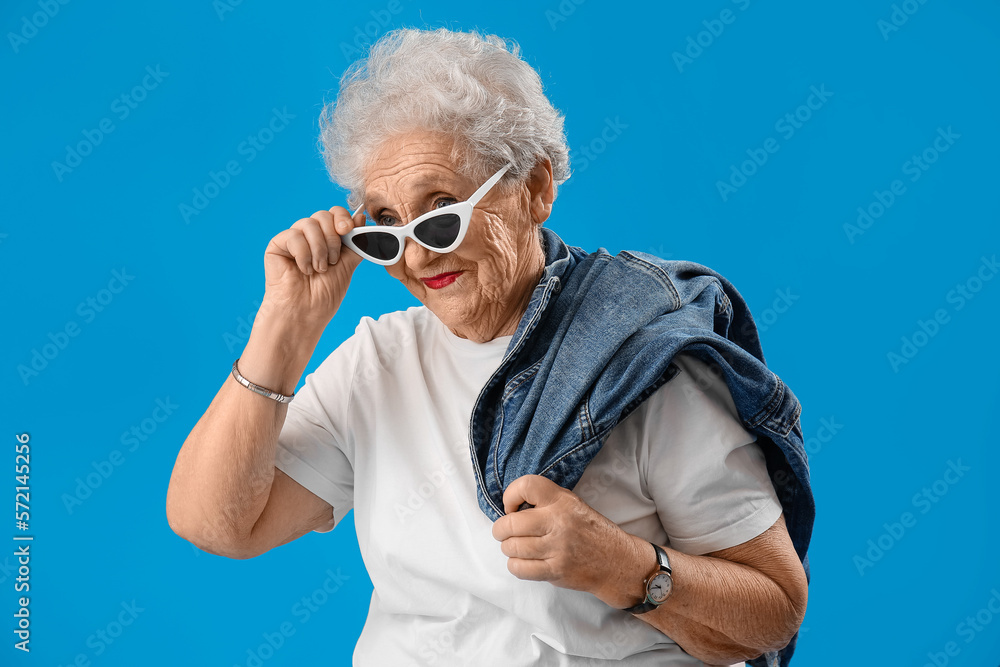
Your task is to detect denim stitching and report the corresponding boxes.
[475,275,561,517]
[502,359,543,401]
[746,378,797,439]
[490,403,507,503]
[618,251,681,306]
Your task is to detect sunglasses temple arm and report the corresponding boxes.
[350,203,365,218]
[466,163,512,207]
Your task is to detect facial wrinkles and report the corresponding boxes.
[477,211,519,305]
[474,193,540,331]
[365,145,468,222]
[363,131,544,341]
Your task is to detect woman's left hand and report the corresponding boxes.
[491,474,651,609]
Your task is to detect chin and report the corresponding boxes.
[429,302,475,328]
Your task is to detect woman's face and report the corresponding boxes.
[361,130,552,343]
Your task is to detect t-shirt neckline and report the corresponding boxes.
[436,314,513,355]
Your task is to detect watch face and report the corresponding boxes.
[647,572,673,604]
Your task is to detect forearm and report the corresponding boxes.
[596,534,805,664]
[166,305,321,553]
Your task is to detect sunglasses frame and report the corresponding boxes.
[341,163,512,266]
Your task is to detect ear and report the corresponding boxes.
[526,157,555,225]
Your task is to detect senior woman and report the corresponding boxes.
[167,28,811,667]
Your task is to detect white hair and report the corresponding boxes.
[318,27,571,207]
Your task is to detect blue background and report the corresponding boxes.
[3,0,999,665]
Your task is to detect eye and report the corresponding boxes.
[377,213,401,227]
[434,197,457,209]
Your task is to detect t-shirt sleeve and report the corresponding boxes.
[273,324,364,532]
[640,354,783,555]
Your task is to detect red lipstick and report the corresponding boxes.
[420,271,463,289]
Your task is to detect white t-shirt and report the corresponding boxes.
[274,305,781,666]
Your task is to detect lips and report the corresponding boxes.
[420,271,463,289]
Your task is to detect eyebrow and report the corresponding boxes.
[365,177,463,213]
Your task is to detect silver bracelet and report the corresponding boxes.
[231,359,295,404]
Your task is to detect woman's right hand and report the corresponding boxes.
[260,206,365,329]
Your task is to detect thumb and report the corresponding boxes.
[336,244,363,272]
[502,474,559,515]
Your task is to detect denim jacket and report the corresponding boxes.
[467,226,813,667]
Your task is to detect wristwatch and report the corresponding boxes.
[622,543,673,614]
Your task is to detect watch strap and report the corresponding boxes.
[622,543,672,615]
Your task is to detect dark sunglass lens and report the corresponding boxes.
[354,232,400,261]
[414,214,461,248]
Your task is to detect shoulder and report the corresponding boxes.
[355,305,432,336]
[305,306,433,381]
[631,353,744,430]
[349,306,436,351]
[622,353,760,494]
[628,354,782,555]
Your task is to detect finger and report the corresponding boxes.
[329,205,364,235]
[283,230,314,275]
[293,217,329,273]
[491,509,550,542]
[267,228,313,275]
[311,210,342,265]
[506,557,553,582]
[502,474,563,515]
[499,535,548,560]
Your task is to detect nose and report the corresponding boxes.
[401,236,442,269]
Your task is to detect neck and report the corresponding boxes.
[448,245,546,344]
